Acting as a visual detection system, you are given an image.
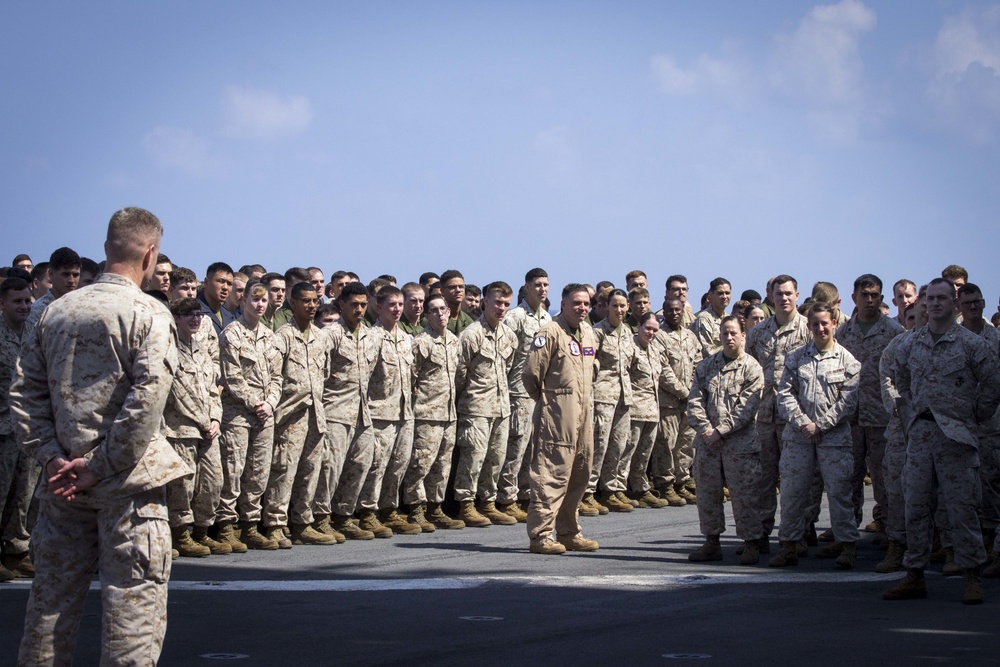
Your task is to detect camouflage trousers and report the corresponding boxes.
[497,396,535,505]
[262,408,325,527]
[756,420,783,536]
[402,420,457,505]
[315,419,352,516]
[454,415,509,503]
[650,406,694,488]
[359,419,414,511]
[18,488,171,667]
[977,434,1000,532]
[215,420,274,525]
[882,434,907,543]
[626,420,659,494]
[1,432,39,554]
[692,443,762,540]
[902,420,985,570]
[526,434,593,543]
[588,401,630,494]
[850,424,887,526]
[166,436,222,528]
[330,418,376,517]
[778,440,859,544]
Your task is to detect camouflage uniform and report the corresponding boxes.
[690,308,723,358]
[970,322,1000,537]
[11,273,190,666]
[687,349,764,540]
[891,323,1000,570]
[163,332,224,528]
[498,301,552,505]
[777,342,861,544]
[625,339,662,494]
[745,311,810,535]
[588,320,636,494]
[261,321,329,528]
[650,326,701,490]
[402,328,460,505]
[359,324,414,511]
[879,332,909,544]
[1,314,38,557]
[22,290,55,337]
[524,315,597,542]
[454,317,516,503]
[324,321,376,518]
[837,313,905,526]
[216,316,282,525]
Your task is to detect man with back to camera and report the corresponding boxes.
[10,207,191,664]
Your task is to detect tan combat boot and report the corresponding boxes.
[558,533,600,552]
[191,525,233,555]
[659,485,687,507]
[675,484,697,505]
[313,515,346,543]
[239,522,279,550]
[815,541,844,559]
[529,537,567,555]
[407,503,437,533]
[835,542,856,570]
[479,501,517,525]
[639,490,669,509]
[215,523,249,554]
[882,569,927,600]
[942,547,962,576]
[378,508,422,535]
[497,501,528,523]
[739,540,760,565]
[1,552,35,578]
[964,568,984,605]
[688,535,723,562]
[578,499,600,517]
[768,541,799,568]
[264,525,293,549]
[0,562,15,582]
[459,500,492,528]
[172,527,211,557]
[332,514,376,540]
[600,491,633,513]
[357,511,394,538]
[291,523,339,545]
[427,503,465,530]
[582,492,609,515]
[875,541,905,573]
[618,491,640,508]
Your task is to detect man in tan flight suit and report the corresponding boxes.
[524,283,600,555]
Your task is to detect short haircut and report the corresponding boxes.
[232,271,248,284]
[628,287,649,302]
[941,264,968,282]
[465,284,482,298]
[807,302,838,323]
[49,247,81,271]
[625,269,647,283]
[483,281,513,298]
[720,314,744,332]
[307,266,324,276]
[740,289,762,302]
[595,280,615,293]
[853,274,883,293]
[525,268,548,283]
[561,282,590,299]
[957,283,983,299]
[5,267,30,283]
[367,277,390,297]
[331,270,350,282]
[1,277,30,297]
[929,277,956,295]
[377,274,396,284]
[106,207,163,264]
[731,299,751,315]
[709,277,730,292]
[80,257,100,277]
[11,254,31,265]
[284,266,310,285]
[290,282,317,300]
[31,263,49,281]
[666,274,688,288]
[439,269,464,285]
[261,272,284,287]
[157,253,171,266]
[419,271,439,286]
[346,271,360,281]
[811,281,840,304]
[892,278,916,295]
[239,263,267,276]
[401,282,425,298]
[315,301,341,318]
[170,297,200,317]
[426,293,449,310]
[170,267,197,287]
[376,285,403,305]
[663,296,683,309]
[337,281,368,302]
[771,274,798,291]
[206,261,234,278]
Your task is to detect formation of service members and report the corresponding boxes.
[3,235,1000,663]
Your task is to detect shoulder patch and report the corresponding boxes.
[533,335,547,348]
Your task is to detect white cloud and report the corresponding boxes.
[142,125,216,176]
[651,51,752,104]
[222,85,313,140]
[927,6,1000,143]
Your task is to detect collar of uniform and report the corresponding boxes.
[556,314,582,342]
[95,273,137,290]
[775,310,804,334]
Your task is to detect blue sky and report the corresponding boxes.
[3,1,999,312]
